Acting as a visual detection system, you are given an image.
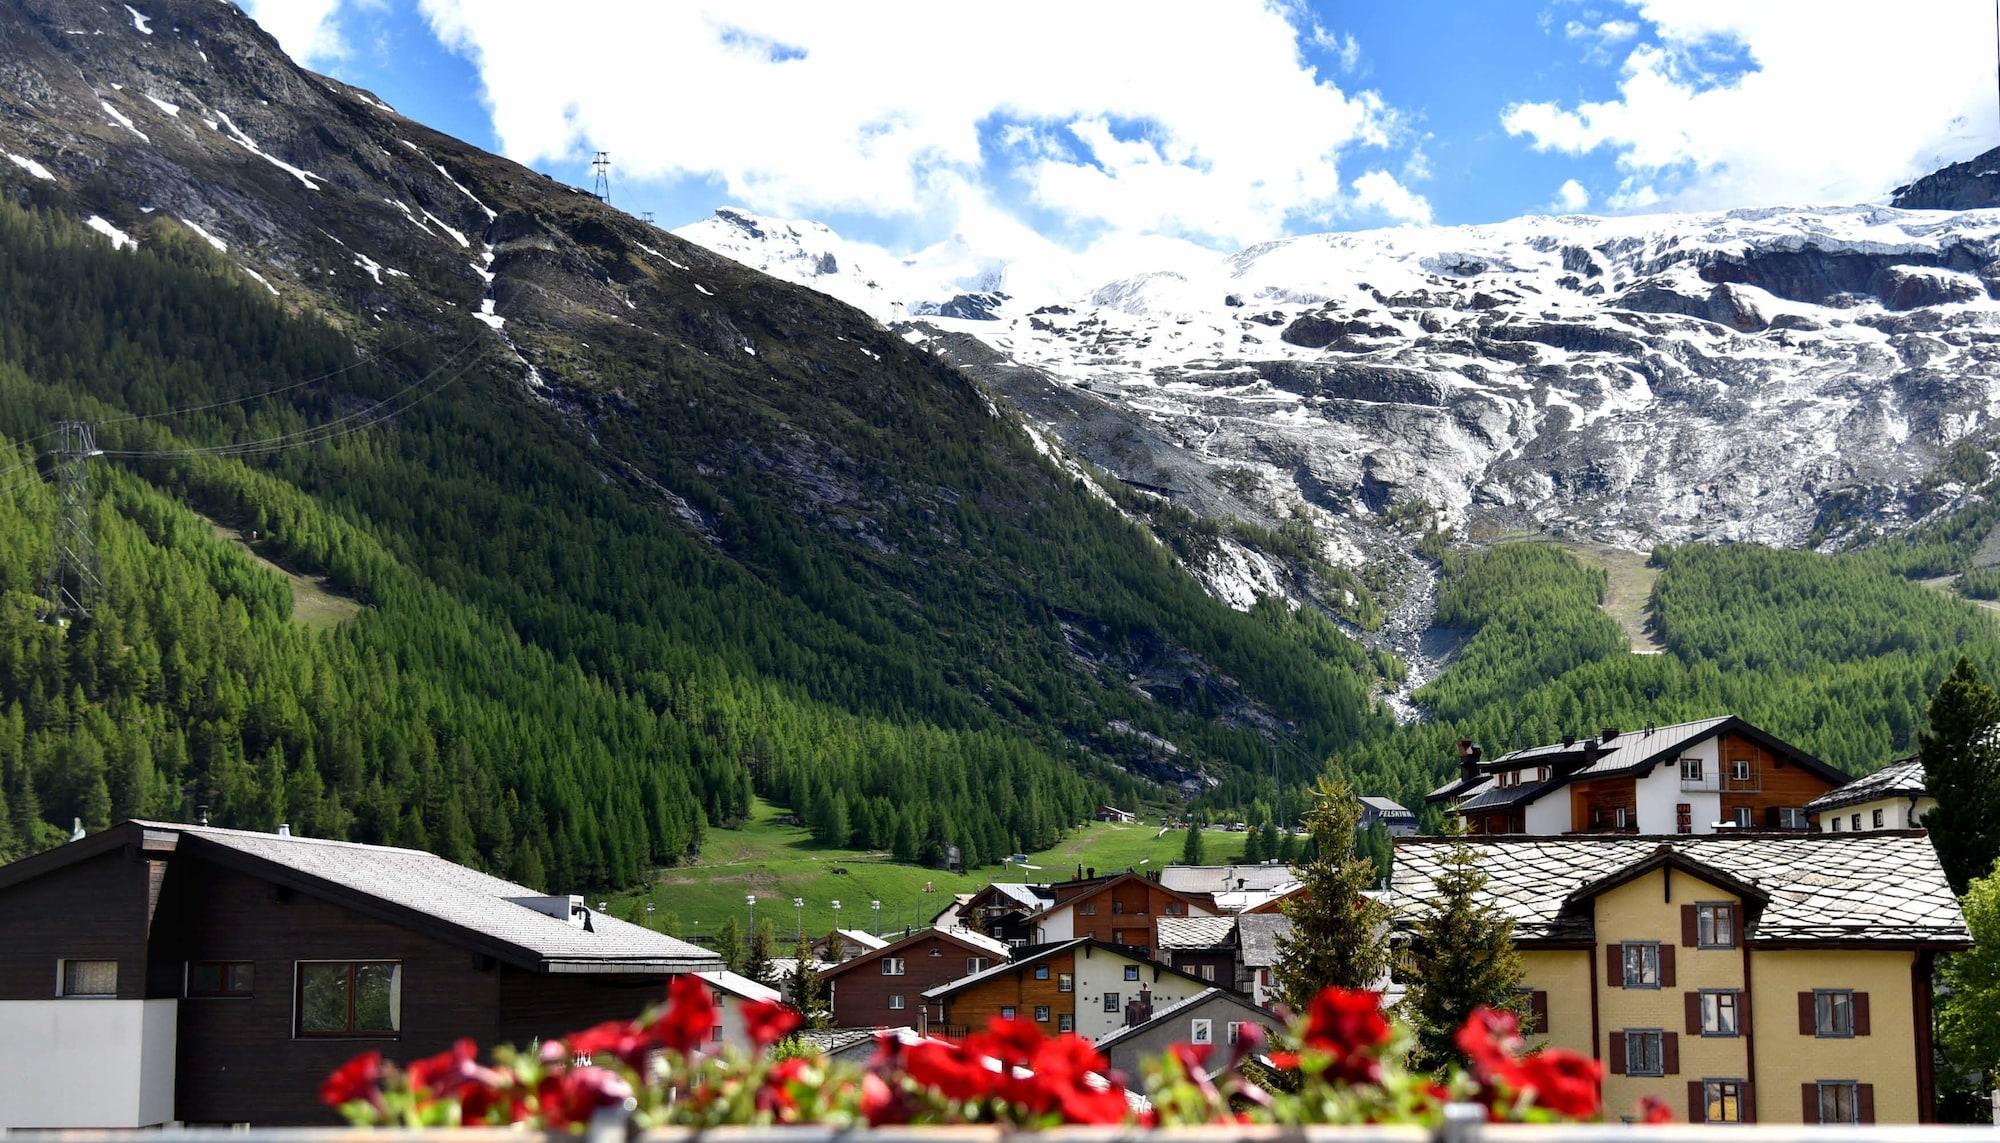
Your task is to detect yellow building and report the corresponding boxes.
[1806,757,1934,834]
[1394,833,1968,1124]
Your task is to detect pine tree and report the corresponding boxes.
[1922,656,2000,894]
[1398,836,1526,1070]
[1938,867,2000,1101]
[712,916,743,972]
[1180,818,1205,865]
[784,936,830,1028]
[1274,771,1390,1006]
[1243,824,1266,864]
[745,920,775,985]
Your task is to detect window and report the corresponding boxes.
[187,961,253,998]
[1696,903,1736,948]
[1871,808,1884,829]
[1227,1021,1243,1044]
[1777,807,1808,830]
[1830,816,1841,832]
[1700,991,1739,1036]
[1200,964,1216,981]
[1057,973,1074,993]
[1164,902,1184,916]
[1034,1006,1050,1023]
[1079,902,1097,916]
[1731,759,1751,781]
[1614,806,1629,829]
[967,957,990,974]
[1034,964,1050,980]
[1851,813,1862,831]
[1622,942,1661,988]
[928,947,942,957]
[1676,803,1692,835]
[1702,1080,1744,1123]
[1817,1081,1859,1124]
[1191,1019,1213,1044]
[297,962,401,1037]
[1001,1006,1016,1020]
[1815,990,1854,1037]
[1123,965,1141,981]
[1104,992,1120,1012]
[1058,1014,1075,1033]
[1624,1030,1664,1076]
[888,994,905,1010]
[710,1024,724,1043]
[59,959,117,998]
[1680,757,1704,781]
[881,957,906,976]
[1733,807,1753,828]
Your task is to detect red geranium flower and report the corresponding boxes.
[320,1050,384,1108]
[406,1039,504,1098]
[757,1056,811,1120]
[1508,1049,1602,1120]
[649,974,718,1055]
[904,1038,998,1103]
[862,1071,915,1127]
[1300,987,1390,1083]
[1454,1006,1525,1081]
[536,1066,633,1129]
[1638,1094,1676,1124]
[741,998,803,1050]
[565,1019,659,1069]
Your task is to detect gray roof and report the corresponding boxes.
[984,882,1051,909]
[144,821,721,972]
[1156,915,1237,950]
[1359,797,1415,818]
[1806,757,1927,813]
[1160,864,1297,894]
[796,1027,887,1061]
[1392,834,1968,947]
[1088,988,1273,1052]
[1453,779,1547,812]
[1235,913,1292,967]
[1493,715,1734,778]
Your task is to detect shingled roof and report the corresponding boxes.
[1156,915,1236,951]
[1805,757,1927,814]
[1392,834,1968,948]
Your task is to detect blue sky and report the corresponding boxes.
[246,1,1997,290]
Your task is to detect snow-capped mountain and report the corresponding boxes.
[682,181,2000,577]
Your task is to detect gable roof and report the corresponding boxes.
[697,969,782,1003]
[1805,757,1927,813]
[922,938,1224,1001]
[1087,988,1274,1052]
[1563,844,1771,910]
[1034,870,1214,918]
[1156,915,1237,951]
[1359,797,1416,818]
[829,928,889,951]
[1392,833,1968,948]
[816,925,1009,980]
[1160,864,1297,895]
[1,821,722,974]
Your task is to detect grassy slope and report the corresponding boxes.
[613,796,1251,941]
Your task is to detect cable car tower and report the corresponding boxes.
[591,151,611,203]
[41,420,102,624]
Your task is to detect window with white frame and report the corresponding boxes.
[1680,757,1703,782]
[1731,759,1752,781]
[1201,964,1215,981]
[1104,992,1119,1012]
[1700,991,1739,1036]
[1123,965,1140,981]
[1733,807,1752,828]
[1191,1019,1212,1044]
[1058,1014,1074,1033]
[1226,1021,1243,1044]
[1034,1006,1050,1023]
[881,957,906,976]
[888,994,905,1009]
[967,957,989,974]
[1001,1006,1016,1020]
[1057,973,1074,993]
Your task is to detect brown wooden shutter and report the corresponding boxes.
[1801,1083,1819,1123]
[1607,943,1623,987]
[1685,990,1703,1034]
[1731,903,1744,944]
[1857,1083,1875,1124]
[1529,990,1548,1034]
[1688,1080,1704,1123]
[1738,988,1751,1029]
[1662,1031,1680,1074]
[1681,903,1699,946]
[1853,991,1870,1036]
[1741,1081,1756,1123]
[1659,943,1676,987]
[1797,991,1815,1035]
[1608,1031,1626,1074]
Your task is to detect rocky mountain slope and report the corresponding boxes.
[0,0,1403,869]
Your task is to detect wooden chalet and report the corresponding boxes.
[817,926,1010,1029]
[1027,870,1216,958]
[920,937,1227,1041]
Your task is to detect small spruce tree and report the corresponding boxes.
[1180,818,1206,865]
[1922,656,2000,894]
[1398,835,1526,1070]
[1244,823,1267,863]
[1939,865,2000,1106]
[712,916,744,972]
[1274,771,1391,1007]
[784,936,831,1028]
[744,919,775,984]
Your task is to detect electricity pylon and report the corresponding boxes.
[42,420,102,621]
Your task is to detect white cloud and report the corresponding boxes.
[1552,178,1590,213]
[1349,169,1432,224]
[417,0,1402,279]
[1311,24,1362,73]
[241,0,348,64]
[1505,1,1999,211]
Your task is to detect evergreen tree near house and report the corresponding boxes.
[1398,836,1526,1071]
[1939,865,2000,1109]
[1354,821,1392,887]
[1921,656,2000,895]
[1180,818,1205,865]
[1274,771,1390,1007]
[744,920,775,985]
[711,917,744,974]
[784,936,831,1029]
[1244,824,1266,864]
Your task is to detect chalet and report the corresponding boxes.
[1358,796,1419,836]
[920,937,1222,1041]
[817,926,1010,1029]
[1806,757,1933,834]
[1159,864,1299,913]
[811,928,888,963]
[1027,870,1217,957]
[1095,805,1137,823]
[1426,717,1848,836]
[0,820,721,1129]
[947,882,1056,947]
[1088,987,1277,1080]
[696,970,789,1049]
[1392,833,1969,1123]
[1157,910,1384,1009]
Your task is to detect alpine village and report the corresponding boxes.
[3,0,2000,1138]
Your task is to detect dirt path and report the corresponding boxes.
[1919,573,2000,615]
[1566,542,1666,654]
[205,517,363,627]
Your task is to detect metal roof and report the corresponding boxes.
[1086,988,1273,1052]
[1358,797,1416,817]
[1805,757,1927,813]
[136,821,722,972]
[1392,833,1968,947]
[1159,864,1298,894]
[696,969,782,1003]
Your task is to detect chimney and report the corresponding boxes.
[1601,726,1620,743]
[277,823,291,837]
[1087,866,1096,880]
[1456,738,1479,781]
[1561,734,1576,748]
[195,804,210,827]
[1236,878,1246,891]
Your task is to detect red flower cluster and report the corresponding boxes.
[1300,987,1392,1083]
[1455,1005,1603,1120]
[895,1016,1129,1125]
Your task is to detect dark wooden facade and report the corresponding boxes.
[1043,873,1213,958]
[820,928,1002,1029]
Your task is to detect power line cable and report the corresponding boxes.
[95,332,427,430]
